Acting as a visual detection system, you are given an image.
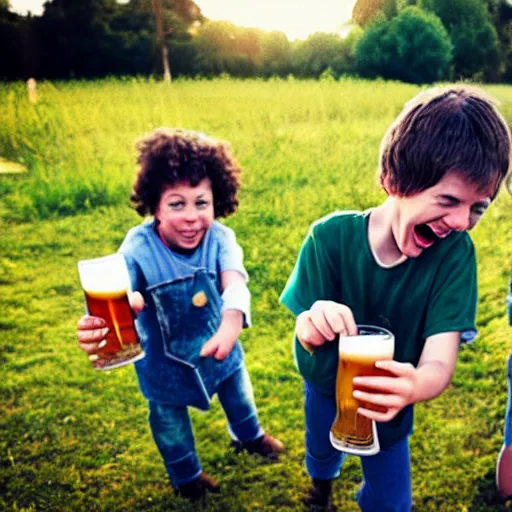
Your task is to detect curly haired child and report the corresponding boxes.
[77,128,283,501]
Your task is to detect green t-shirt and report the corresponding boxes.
[280,210,477,448]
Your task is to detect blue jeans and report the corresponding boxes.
[148,366,263,487]
[305,382,412,511]
[505,355,512,446]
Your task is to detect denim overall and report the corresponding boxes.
[123,224,263,487]
[147,250,233,408]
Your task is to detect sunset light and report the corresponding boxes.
[195,0,357,40]
[10,0,357,41]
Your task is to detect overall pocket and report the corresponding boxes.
[150,273,222,367]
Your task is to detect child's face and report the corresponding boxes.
[390,171,493,258]
[155,178,214,252]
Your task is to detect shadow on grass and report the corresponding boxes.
[469,468,512,512]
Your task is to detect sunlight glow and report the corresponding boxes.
[9,0,133,16]
[9,0,44,16]
[192,0,357,41]
[10,0,357,41]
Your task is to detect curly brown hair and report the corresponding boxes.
[380,85,511,198]
[131,128,241,218]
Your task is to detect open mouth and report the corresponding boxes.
[414,224,439,248]
[181,230,199,240]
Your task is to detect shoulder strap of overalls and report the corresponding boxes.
[141,227,180,286]
[141,225,215,287]
[200,227,213,269]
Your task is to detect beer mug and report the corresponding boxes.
[78,253,145,370]
[330,325,394,455]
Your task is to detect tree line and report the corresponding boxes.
[2,0,512,84]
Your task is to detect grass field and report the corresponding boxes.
[1,77,512,511]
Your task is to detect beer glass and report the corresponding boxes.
[78,253,145,370]
[330,325,394,455]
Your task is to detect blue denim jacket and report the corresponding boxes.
[119,221,245,410]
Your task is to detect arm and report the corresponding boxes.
[281,218,348,351]
[200,269,247,360]
[354,236,476,422]
[295,300,358,353]
[353,331,460,422]
[77,248,146,358]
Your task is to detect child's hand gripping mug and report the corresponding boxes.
[77,254,145,370]
[330,325,394,456]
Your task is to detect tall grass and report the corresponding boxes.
[2,77,512,511]
[0,76,417,222]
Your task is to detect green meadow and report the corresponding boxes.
[2,77,512,511]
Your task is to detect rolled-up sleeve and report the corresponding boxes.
[216,225,249,282]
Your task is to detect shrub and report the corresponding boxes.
[355,7,452,84]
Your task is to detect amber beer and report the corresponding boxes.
[330,326,394,455]
[78,254,144,370]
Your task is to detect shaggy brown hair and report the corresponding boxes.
[131,128,241,218]
[380,85,511,198]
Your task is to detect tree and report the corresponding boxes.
[292,32,348,78]
[260,31,292,77]
[0,5,24,80]
[232,27,263,76]
[194,21,237,75]
[32,0,202,79]
[419,0,500,80]
[352,0,398,26]
[194,21,266,77]
[150,0,203,81]
[34,0,121,78]
[109,5,154,76]
[355,6,452,83]
[483,0,512,80]
[114,0,201,78]
[152,0,171,81]
[333,26,364,76]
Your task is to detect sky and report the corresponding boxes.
[9,0,357,41]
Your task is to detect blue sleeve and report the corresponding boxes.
[216,224,249,282]
[508,279,512,326]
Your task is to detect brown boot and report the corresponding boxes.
[231,433,285,460]
[302,478,337,512]
[175,471,220,501]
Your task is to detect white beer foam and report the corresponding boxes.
[338,335,394,357]
[78,254,130,294]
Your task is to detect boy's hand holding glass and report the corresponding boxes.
[352,360,418,423]
[330,326,395,455]
[296,300,358,353]
[352,330,460,423]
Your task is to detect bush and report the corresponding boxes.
[420,0,501,81]
[291,32,348,78]
[355,7,452,84]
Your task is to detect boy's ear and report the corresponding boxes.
[381,174,392,195]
